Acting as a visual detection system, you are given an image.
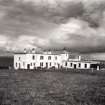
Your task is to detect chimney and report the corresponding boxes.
[24,48,27,53]
[78,56,81,61]
[32,48,36,53]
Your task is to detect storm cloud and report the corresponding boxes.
[0,0,105,53]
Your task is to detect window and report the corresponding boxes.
[40,56,44,60]
[48,56,51,60]
[16,63,17,67]
[32,55,35,60]
[79,63,81,67]
[46,63,48,67]
[70,63,72,67]
[31,63,32,66]
[85,64,87,68]
[65,62,67,66]
[40,62,43,67]
[50,62,51,66]
[55,56,57,60]
[19,57,21,60]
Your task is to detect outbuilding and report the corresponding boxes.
[62,60,100,70]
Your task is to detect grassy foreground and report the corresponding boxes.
[0,70,105,105]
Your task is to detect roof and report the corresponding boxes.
[14,50,71,55]
[65,60,99,64]
[69,54,80,59]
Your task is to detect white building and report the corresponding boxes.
[14,50,70,70]
[14,49,100,70]
[62,60,99,70]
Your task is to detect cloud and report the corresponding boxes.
[0,1,58,36]
[82,0,105,27]
[5,35,51,51]
[0,0,105,54]
[5,36,36,51]
[47,17,105,52]
[0,35,8,47]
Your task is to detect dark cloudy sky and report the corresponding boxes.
[0,0,105,53]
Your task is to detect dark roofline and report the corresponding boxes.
[14,52,26,54]
[14,53,60,55]
[14,51,70,55]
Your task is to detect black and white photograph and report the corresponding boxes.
[0,0,105,105]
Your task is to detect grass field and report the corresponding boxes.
[0,70,105,105]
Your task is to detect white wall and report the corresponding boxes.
[14,53,62,69]
[14,54,26,70]
[35,54,61,69]
[25,54,37,69]
[60,53,69,61]
[62,61,91,69]
[14,52,92,70]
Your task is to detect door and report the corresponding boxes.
[46,63,48,68]
[74,64,76,69]
[27,64,30,69]
[58,64,60,69]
